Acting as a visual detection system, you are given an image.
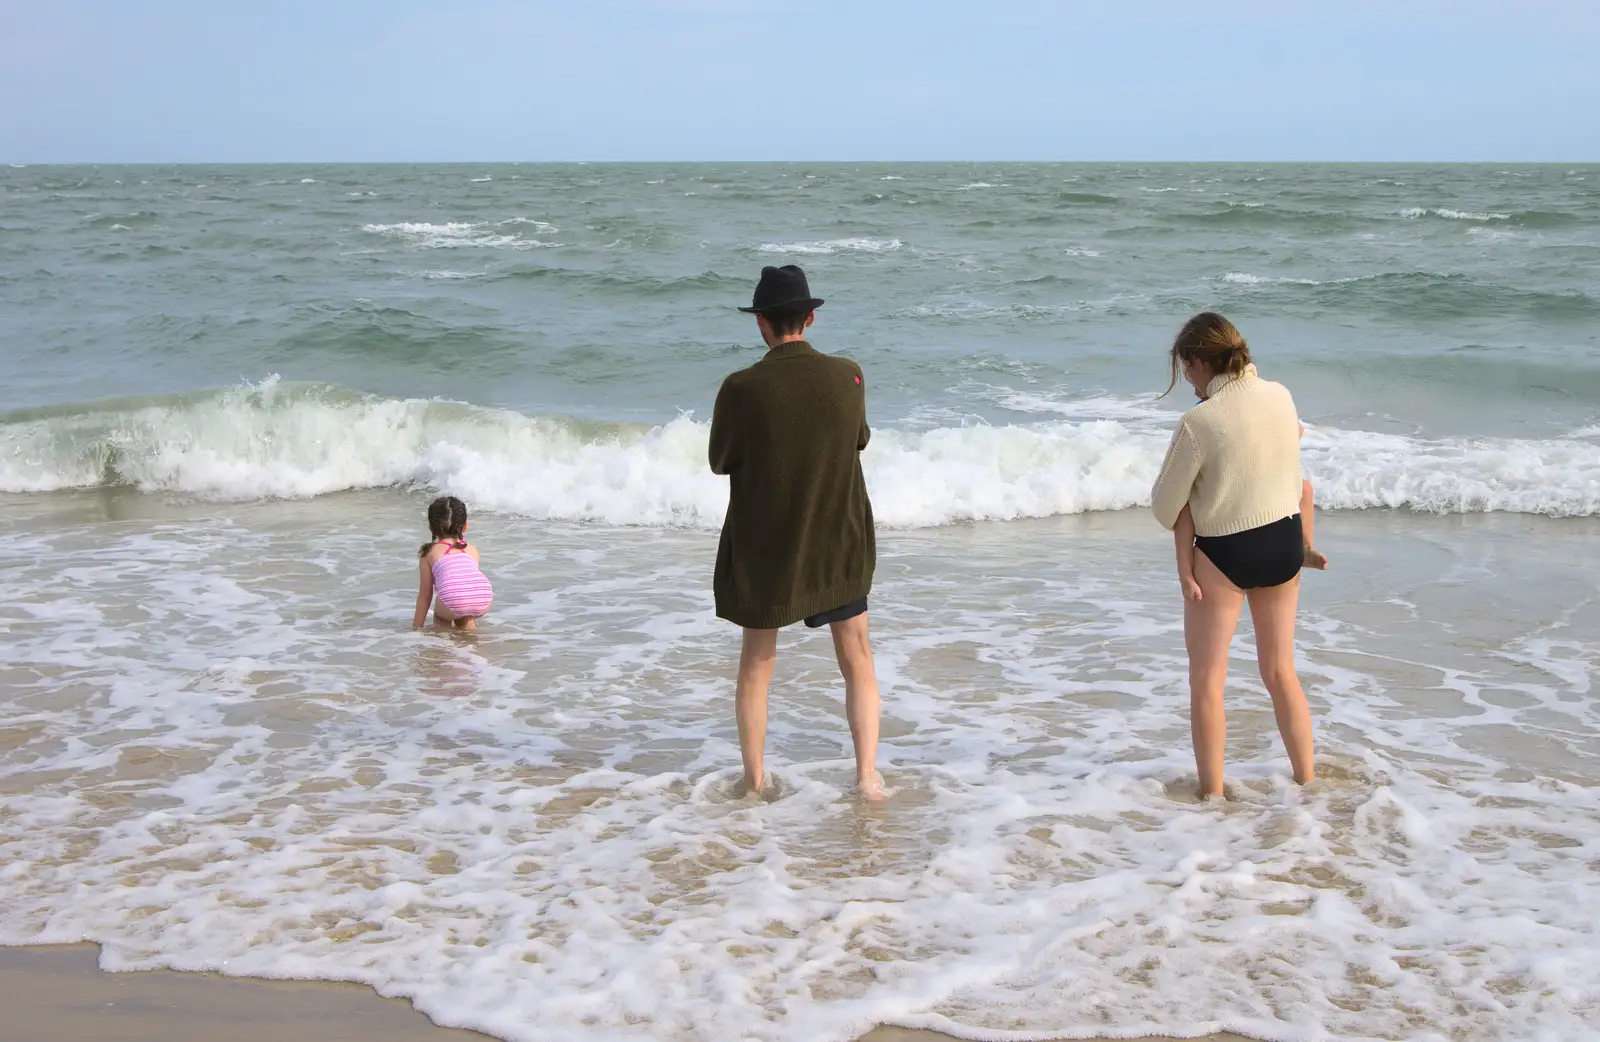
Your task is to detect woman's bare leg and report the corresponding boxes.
[1187,551,1246,798]
[736,628,778,795]
[1301,479,1327,570]
[830,613,885,801]
[1245,578,1316,785]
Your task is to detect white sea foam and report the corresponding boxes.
[3,506,1598,1042]
[496,217,559,234]
[1223,271,1320,286]
[955,182,1003,190]
[756,238,904,255]
[4,382,1598,522]
[1400,207,1511,221]
[363,222,560,250]
[470,176,493,183]
[300,178,317,184]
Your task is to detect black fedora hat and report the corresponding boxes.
[738,264,825,314]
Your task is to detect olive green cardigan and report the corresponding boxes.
[709,341,876,629]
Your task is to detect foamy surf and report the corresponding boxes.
[756,238,904,255]
[4,380,1598,522]
[362,221,560,250]
[3,511,1597,1042]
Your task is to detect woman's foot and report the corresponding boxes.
[1303,545,1328,570]
[855,772,887,802]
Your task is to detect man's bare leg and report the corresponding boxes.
[830,613,885,801]
[736,628,778,795]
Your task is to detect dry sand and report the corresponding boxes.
[0,944,1253,1042]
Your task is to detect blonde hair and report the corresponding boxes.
[1162,312,1251,397]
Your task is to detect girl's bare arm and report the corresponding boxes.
[413,557,435,628]
[1175,503,1201,602]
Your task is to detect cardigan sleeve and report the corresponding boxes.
[856,367,871,451]
[708,378,739,476]
[1151,419,1203,531]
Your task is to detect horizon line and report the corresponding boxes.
[5,158,1598,167]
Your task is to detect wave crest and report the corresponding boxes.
[3,382,1597,523]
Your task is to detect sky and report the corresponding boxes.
[1,0,1597,163]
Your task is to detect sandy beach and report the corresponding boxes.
[0,944,1253,1042]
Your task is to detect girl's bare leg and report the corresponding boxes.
[736,628,778,795]
[1301,479,1328,570]
[830,613,885,801]
[433,598,457,628]
[1245,578,1316,785]
[1186,551,1246,798]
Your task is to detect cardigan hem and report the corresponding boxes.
[1192,505,1302,540]
[715,577,874,630]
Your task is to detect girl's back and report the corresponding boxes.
[429,541,493,617]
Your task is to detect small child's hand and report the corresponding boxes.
[1182,576,1203,603]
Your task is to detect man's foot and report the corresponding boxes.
[1303,545,1328,570]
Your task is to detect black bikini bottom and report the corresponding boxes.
[1195,515,1303,591]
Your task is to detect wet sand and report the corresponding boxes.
[0,944,1253,1042]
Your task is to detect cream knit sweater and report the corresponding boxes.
[1151,364,1303,537]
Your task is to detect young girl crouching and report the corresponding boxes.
[413,495,493,630]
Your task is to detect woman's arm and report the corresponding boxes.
[1174,504,1201,602]
[1150,420,1202,531]
[412,557,435,628]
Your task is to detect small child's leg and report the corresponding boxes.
[433,598,458,628]
[1301,479,1328,570]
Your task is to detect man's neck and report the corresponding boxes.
[764,335,808,352]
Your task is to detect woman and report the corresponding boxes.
[1151,312,1315,798]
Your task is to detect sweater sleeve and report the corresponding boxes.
[856,367,871,451]
[1151,419,1203,531]
[709,378,739,476]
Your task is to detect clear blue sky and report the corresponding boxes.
[2,0,1597,162]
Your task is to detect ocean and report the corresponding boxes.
[2,163,1598,1041]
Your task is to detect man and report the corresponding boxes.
[709,264,884,802]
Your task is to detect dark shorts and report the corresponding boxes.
[1195,515,1303,591]
[804,597,868,629]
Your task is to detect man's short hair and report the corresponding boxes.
[760,305,813,337]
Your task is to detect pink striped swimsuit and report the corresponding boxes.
[431,541,493,618]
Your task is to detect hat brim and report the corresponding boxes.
[737,297,825,314]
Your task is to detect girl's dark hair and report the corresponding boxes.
[419,495,469,558]
[759,304,813,337]
[1162,311,1252,398]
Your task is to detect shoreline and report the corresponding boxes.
[0,944,1255,1042]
